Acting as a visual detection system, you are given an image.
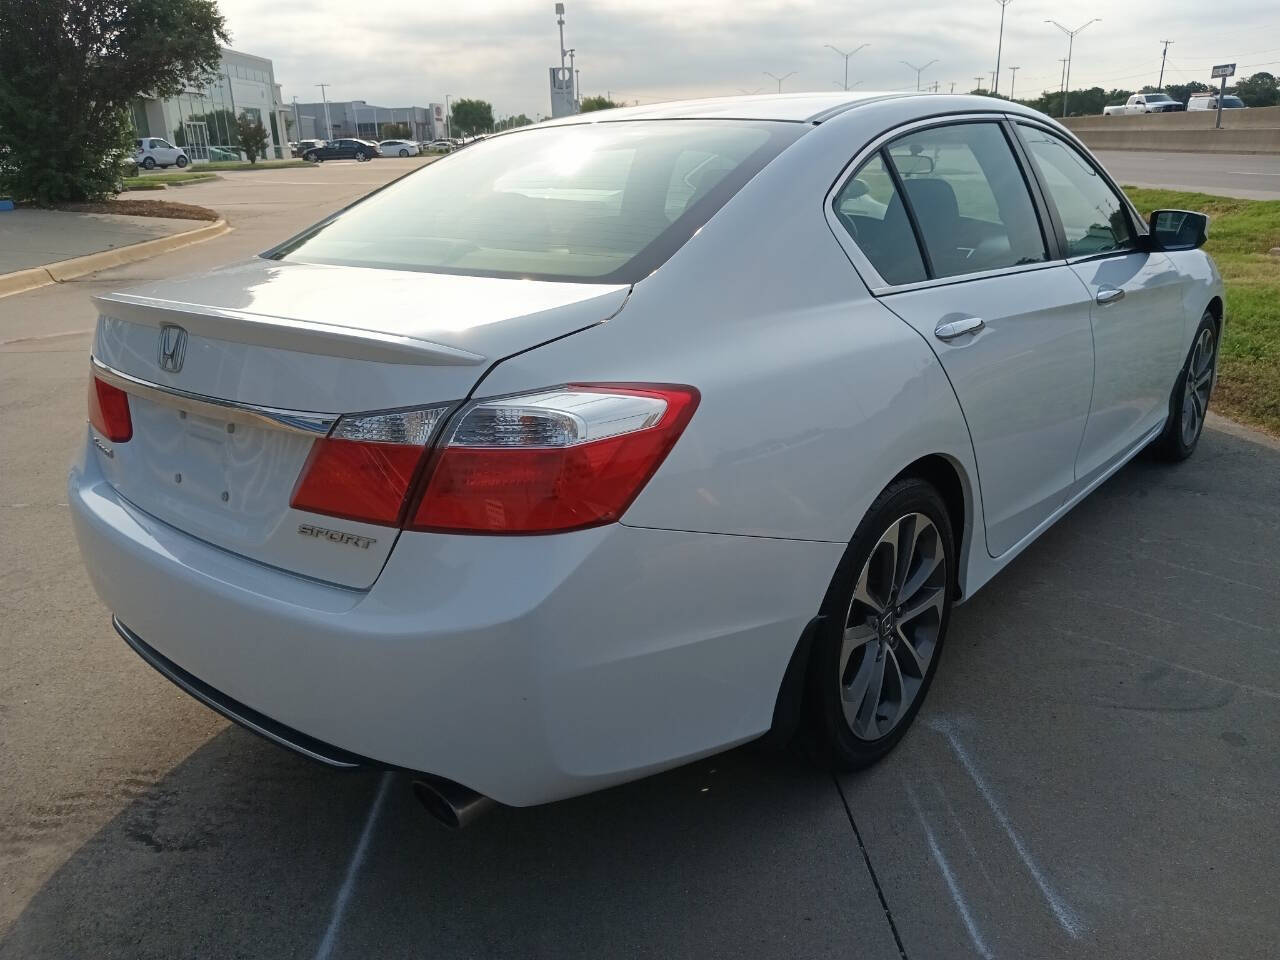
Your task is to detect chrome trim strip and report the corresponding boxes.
[91,356,338,436]
[113,617,363,769]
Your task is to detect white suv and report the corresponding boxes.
[134,138,189,170]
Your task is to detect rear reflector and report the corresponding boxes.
[88,375,132,442]
[290,405,450,526]
[409,385,699,534]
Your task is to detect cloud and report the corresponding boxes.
[217,0,1280,117]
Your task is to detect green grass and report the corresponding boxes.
[195,159,311,171]
[119,180,167,191]
[1124,188,1280,435]
[124,172,217,186]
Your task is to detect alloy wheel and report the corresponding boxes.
[839,512,947,741]
[1181,326,1216,446]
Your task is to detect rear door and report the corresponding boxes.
[1014,122,1185,486]
[830,117,1095,558]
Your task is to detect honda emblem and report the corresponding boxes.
[157,324,187,373]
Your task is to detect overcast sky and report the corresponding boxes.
[217,0,1280,118]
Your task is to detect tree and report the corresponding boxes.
[580,96,621,113]
[379,122,411,139]
[495,114,533,131]
[234,114,268,164]
[0,0,228,204]
[449,98,494,137]
[1234,72,1279,108]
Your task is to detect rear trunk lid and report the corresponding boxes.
[90,258,629,588]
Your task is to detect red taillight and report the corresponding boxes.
[88,375,132,442]
[289,406,448,526]
[289,385,699,534]
[290,438,427,525]
[409,384,699,534]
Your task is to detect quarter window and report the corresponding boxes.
[884,122,1047,279]
[833,153,927,286]
[1017,125,1134,257]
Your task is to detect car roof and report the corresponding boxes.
[537,91,1051,126]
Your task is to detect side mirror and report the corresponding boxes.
[1148,209,1209,251]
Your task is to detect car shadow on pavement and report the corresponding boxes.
[0,727,896,960]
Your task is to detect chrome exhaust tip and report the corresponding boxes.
[411,776,495,829]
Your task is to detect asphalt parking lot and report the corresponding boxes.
[2,157,1279,959]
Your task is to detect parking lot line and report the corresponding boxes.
[312,771,393,960]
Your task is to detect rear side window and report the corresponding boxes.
[1017,125,1134,257]
[833,153,927,286]
[884,122,1047,279]
[273,120,801,283]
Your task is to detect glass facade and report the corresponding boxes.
[134,52,285,162]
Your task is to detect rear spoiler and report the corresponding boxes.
[93,292,487,367]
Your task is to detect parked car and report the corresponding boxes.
[1187,93,1247,111]
[379,139,420,157]
[294,139,324,158]
[424,139,454,152]
[72,93,1222,827]
[134,138,189,169]
[1102,92,1185,115]
[302,138,381,162]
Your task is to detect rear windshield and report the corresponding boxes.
[271,120,802,283]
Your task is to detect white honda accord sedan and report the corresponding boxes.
[71,93,1223,825]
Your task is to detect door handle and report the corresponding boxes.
[934,316,985,341]
[1096,286,1126,305]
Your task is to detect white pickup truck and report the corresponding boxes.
[1103,93,1186,115]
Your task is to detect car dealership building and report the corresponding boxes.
[129,48,292,162]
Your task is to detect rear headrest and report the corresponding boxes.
[903,178,959,222]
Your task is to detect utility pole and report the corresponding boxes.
[824,43,869,91]
[764,71,796,93]
[445,93,452,139]
[1046,18,1101,118]
[1157,39,1174,89]
[974,75,987,92]
[1008,65,1020,100]
[993,0,1013,95]
[901,59,939,91]
[950,81,957,94]
[291,96,301,142]
[315,83,332,140]
[556,3,566,71]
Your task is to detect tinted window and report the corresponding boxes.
[833,153,927,286]
[275,120,800,283]
[1017,125,1134,257]
[884,122,1047,279]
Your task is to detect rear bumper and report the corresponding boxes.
[70,435,843,806]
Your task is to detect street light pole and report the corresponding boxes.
[901,59,939,91]
[1157,39,1174,89]
[1008,65,1020,100]
[1046,18,1101,118]
[824,43,869,91]
[993,0,1013,95]
[316,83,332,140]
[291,96,301,143]
[764,71,796,93]
[445,94,452,140]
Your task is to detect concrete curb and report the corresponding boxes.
[0,218,230,300]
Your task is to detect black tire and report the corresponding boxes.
[1151,310,1218,461]
[141,157,156,169]
[305,153,320,163]
[398,148,409,157]
[175,155,188,168]
[356,151,368,162]
[808,477,956,769]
